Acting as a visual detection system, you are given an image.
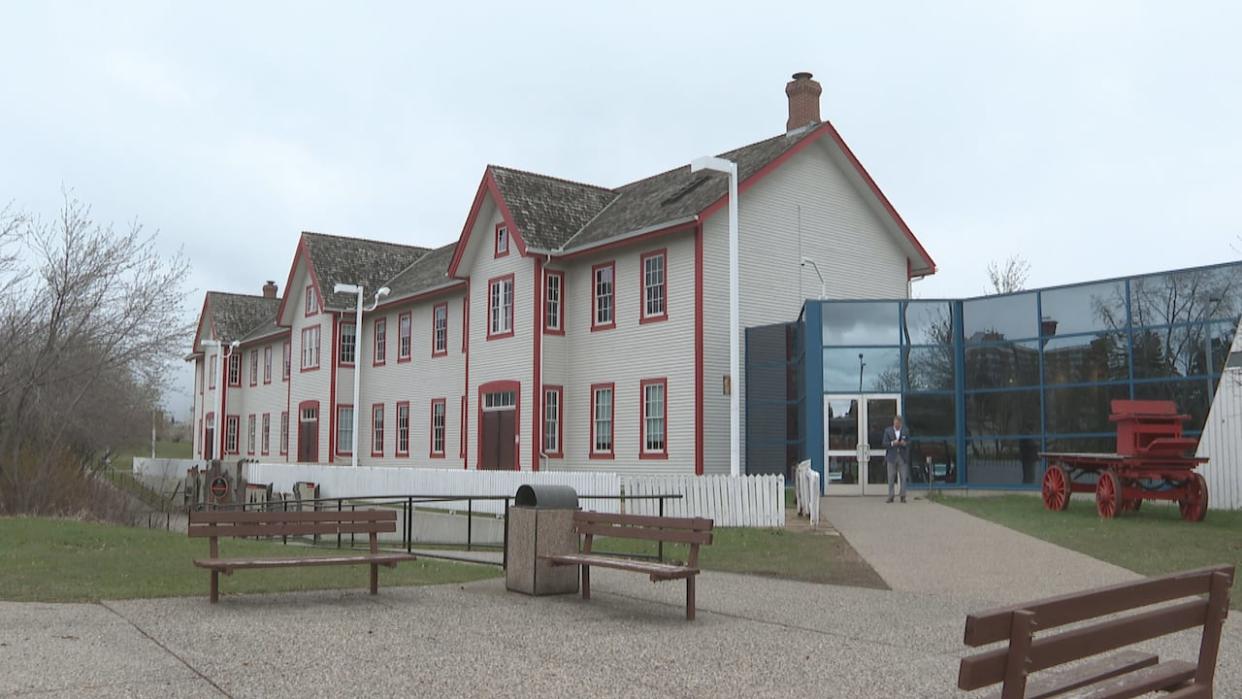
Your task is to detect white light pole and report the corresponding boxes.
[692,155,740,478]
[800,256,826,300]
[334,283,390,467]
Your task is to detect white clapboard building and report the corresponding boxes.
[1197,318,1242,509]
[187,72,936,476]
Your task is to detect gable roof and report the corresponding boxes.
[488,167,618,250]
[200,292,281,347]
[301,231,430,311]
[385,242,461,300]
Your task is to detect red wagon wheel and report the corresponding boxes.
[1042,463,1071,511]
[1095,470,1122,519]
[1178,473,1209,523]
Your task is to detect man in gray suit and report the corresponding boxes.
[882,415,910,503]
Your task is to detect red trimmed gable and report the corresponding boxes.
[274,235,326,327]
[447,168,529,279]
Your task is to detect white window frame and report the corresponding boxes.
[301,326,321,369]
[488,277,514,337]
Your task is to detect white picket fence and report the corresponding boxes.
[619,474,785,527]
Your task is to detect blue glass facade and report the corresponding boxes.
[800,261,1242,489]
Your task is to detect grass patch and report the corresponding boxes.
[0,517,500,603]
[935,495,1242,607]
[588,525,887,589]
[110,440,192,472]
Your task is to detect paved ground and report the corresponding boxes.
[2,499,1238,697]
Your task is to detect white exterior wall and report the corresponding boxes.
[702,139,912,474]
[554,230,697,475]
[461,200,536,470]
[229,336,291,461]
[288,263,332,463]
[355,290,467,467]
[1196,320,1242,510]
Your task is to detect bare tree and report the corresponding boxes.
[987,254,1031,295]
[0,192,192,515]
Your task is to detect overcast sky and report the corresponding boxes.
[3,1,1240,417]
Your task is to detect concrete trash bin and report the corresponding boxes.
[505,484,580,596]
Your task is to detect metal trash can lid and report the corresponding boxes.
[514,484,578,509]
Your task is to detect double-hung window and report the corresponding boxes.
[398,312,412,361]
[430,399,446,457]
[282,342,291,380]
[488,275,514,338]
[246,414,256,455]
[339,322,356,365]
[641,250,667,322]
[371,404,384,456]
[432,303,448,356]
[301,326,321,369]
[640,379,667,457]
[592,262,615,330]
[590,384,614,458]
[280,411,289,455]
[263,346,272,383]
[373,319,387,365]
[544,271,563,333]
[494,224,509,257]
[336,405,354,456]
[396,402,410,456]
[208,355,217,389]
[225,415,239,454]
[228,353,241,386]
[261,413,271,455]
[249,349,258,386]
[305,285,318,315]
[543,386,562,456]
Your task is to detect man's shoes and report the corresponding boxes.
[900,497,907,503]
[885,498,893,504]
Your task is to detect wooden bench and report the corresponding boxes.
[539,511,713,621]
[958,564,1234,698]
[187,509,417,603]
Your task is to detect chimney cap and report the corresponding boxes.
[792,71,814,80]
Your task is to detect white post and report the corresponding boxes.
[727,161,740,478]
[350,287,363,468]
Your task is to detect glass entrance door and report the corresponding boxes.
[823,394,902,495]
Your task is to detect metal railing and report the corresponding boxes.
[201,492,683,568]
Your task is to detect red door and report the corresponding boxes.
[298,403,319,463]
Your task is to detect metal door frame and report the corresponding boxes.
[823,393,902,495]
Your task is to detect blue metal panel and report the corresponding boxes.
[953,300,967,485]
[803,302,826,494]
[1036,290,1048,478]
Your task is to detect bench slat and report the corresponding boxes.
[188,522,396,538]
[541,553,697,579]
[193,553,415,570]
[574,511,713,531]
[963,565,1232,646]
[1068,660,1196,699]
[981,651,1158,699]
[189,509,397,524]
[959,599,1207,690]
[574,522,713,545]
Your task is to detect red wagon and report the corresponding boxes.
[1039,399,1209,521]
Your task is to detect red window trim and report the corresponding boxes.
[279,411,289,455]
[461,296,468,353]
[493,223,510,258]
[370,403,385,457]
[263,346,273,384]
[372,318,387,366]
[282,341,291,381]
[486,273,515,341]
[397,311,413,363]
[429,398,447,458]
[249,349,259,387]
[432,302,449,357]
[395,400,411,457]
[299,324,322,373]
[261,412,271,456]
[590,261,617,332]
[459,396,467,458]
[225,414,240,455]
[542,384,563,458]
[337,319,357,367]
[228,353,242,387]
[639,248,669,324]
[639,377,669,459]
[305,283,319,317]
[334,403,354,456]
[589,382,615,460]
[543,270,565,335]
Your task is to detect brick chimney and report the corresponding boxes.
[785,72,822,132]
[262,280,278,298]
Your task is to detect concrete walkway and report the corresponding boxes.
[822,495,1140,605]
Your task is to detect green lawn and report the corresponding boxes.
[0,517,500,603]
[935,495,1242,606]
[588,525,887,589]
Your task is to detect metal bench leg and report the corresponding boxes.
[686,576,696,621]
[210,571,219,604]
[370,563,379,595]
[581,565,591,600]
